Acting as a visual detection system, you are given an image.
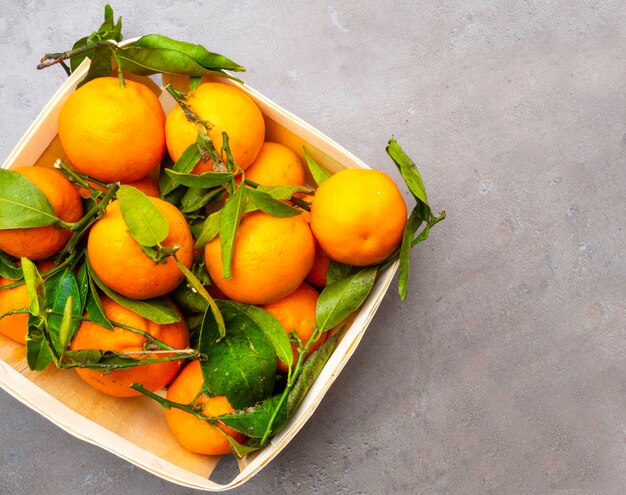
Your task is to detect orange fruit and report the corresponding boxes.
[0,166,83,260]
[58,77,166,183]
[306,240,332,287]
[261,282,326,373]
[126,175,161,198]
[245,142,306,186]
[165,82,264,174]
[0,259,57,344]
[87,198,193,299]
[204,211,315,305]
[70,296,189,398]
[310,169,407,266]
[165,361,246,455]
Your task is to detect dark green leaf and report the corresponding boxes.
[87,261,180,324]
[198,300,277,409]
[398,206,423,301]
[0,253,22,280]
[229,303,293,371]
[386,137,429,207]
[135,35,244,72]
[325,261,352,286]
[288,330,343,416]
[165,169,232,188]
[76,261,89,313]
[0,169,57,229]
[85,275,114,330]
[117,185,169,248]
[219,395,287,438]
[44,269,81,353]
[117,46,215,77]
[316,267,377,332]
[26,315,52,371]
[69,36,90,72]
[171,282,208,314]
[180,187,222,214]
[21,258,44,317]
[77,46,113,88]
[246,189,302,218]
[256,184,313,200]
[219,185,247,279]
[303,147,332,186]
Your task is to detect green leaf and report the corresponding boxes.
[165,169,233,188]
[135,35,245,72]
[21,258,44,317]
[87,261,180,324]
[219,395,287,438]
[0,253,22,280]
[217,429,261,458]
[189,76,202,91]
[0,169,57,229]
[325,261,352,286]
[117,185,169,248]
[398,206,423,301]
[77,46,114,88]
[180,187,222,214]
[58,295,75,354]
[160,143,202,197]
[198,300,277,409]
[76,261,89,313]
[194,210,221,249]
[117,46,216,77]
[69,36,90,72]
[256,184,313,200]
[219,185,247,279]
[229,303,293,372]
[25,315,52,371]
[288,329,343,416]
[44,269,81,353]
[246,189,302,218]
[171,282,209,314]
[386,137,429,207]
[316,267,377,332]
[175,256,225,340]
[85,275,114,330]
[303,147,332,186]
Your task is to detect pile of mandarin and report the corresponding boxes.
[0,76,408,455]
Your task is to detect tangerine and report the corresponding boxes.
[0,166,83,260]
[310,169,407,266]
[58,77,166,183]
[165,361,245,455]
[70,296,189,397]
[87,198,193,299]
[165,82,264,174]
[204,211,315,305]
[261,282,326,373]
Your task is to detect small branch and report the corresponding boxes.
[165,84,212,130]
[37,40,117,70]
[0,308,29,321]
[55,182,120,262]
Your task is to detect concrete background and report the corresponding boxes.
[1,1,625,493]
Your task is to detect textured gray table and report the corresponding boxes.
[1,1,625,494]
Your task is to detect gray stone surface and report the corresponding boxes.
[1,1,625,494]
